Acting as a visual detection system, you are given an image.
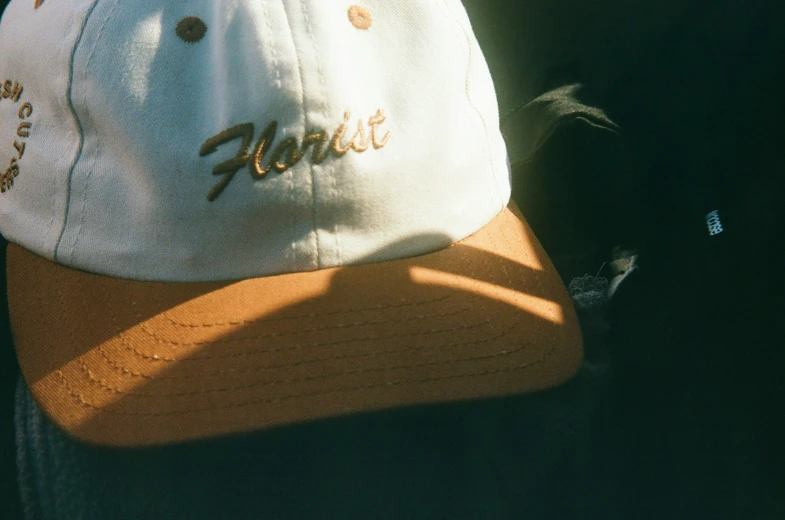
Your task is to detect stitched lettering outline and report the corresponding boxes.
[0,80,33,193]
[199,109,390,201]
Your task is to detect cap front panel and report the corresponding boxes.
[56,0,319,281]
[0,0,97,260]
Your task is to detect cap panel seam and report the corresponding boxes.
[53,0,102,263]
[65,0,122,262]
[436,0,504,212]
[281,0,320,270]
[301,0,340,266]
[261,1,293,267]
[262,3,284,90]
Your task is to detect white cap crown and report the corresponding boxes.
[0,0,509,281]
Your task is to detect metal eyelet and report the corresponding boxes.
[176,16,208,43]
[348,5,372,30]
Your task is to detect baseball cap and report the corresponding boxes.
[0,0,582,446]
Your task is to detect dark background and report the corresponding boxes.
[465,1,785,518]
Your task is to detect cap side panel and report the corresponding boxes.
[55,0,115,264]
[0,0,98,260]
[434,0,500,214]
[439,0,511,210]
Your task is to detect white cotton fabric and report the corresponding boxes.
[0,0,510,282]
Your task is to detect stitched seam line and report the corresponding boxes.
[53,0,102,262]
[58,247,536,400]
[77,270,479,369]
[263,1,294,267]
[66,0,121,260]
[47,224,557,417]
[153,291,452,328]
[83,229,551,389]
[494,214,558,362]
[135,306,472,348]
[112,301,484,364]
[263,3,283,90]
[299,1,321,269]
[304,2,339,264]
[55,349,550,417]
[95,312,485,379]
[437,0,504,211]
[82,318,522,397]
[280,1,320,270]
[111,316,488,369]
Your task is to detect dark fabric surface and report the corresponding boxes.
[0,234,22,520]
[15,362,609,520]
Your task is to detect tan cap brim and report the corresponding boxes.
[7,204,582,447]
